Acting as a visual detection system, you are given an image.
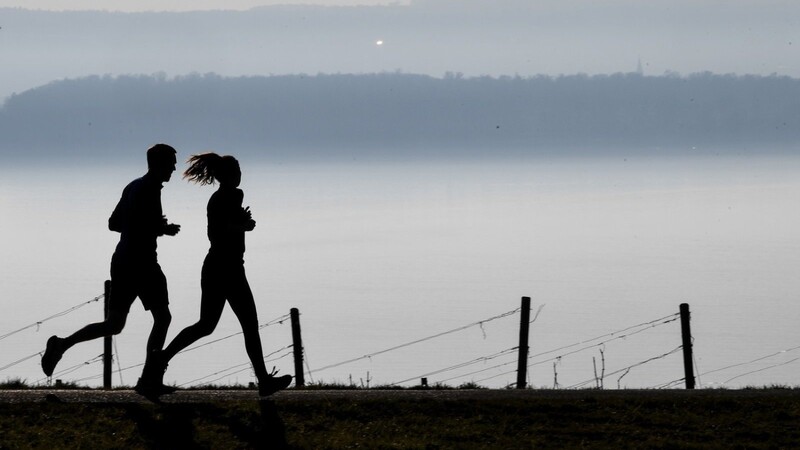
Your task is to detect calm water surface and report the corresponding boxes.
[1,153,798,389]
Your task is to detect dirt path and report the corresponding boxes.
[0,388,543,404]
[3,388,796,404]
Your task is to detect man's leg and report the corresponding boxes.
[146,305,172,356]
[64,308,129,348]
[140,261,228,393]
[135,305,173,394]
[135,263,174,397]
[138,261,172,360]
[41,294,132,377]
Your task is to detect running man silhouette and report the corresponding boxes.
[141,153,291,397]
[41,144,180,396]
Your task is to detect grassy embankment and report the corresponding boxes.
[1,386,799,449]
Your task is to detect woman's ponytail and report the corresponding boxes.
[184,152,222,185]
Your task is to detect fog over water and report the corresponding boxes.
[1,152,798,388]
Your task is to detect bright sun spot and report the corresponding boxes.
[376,40,384,46]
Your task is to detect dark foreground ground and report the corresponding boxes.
[1,389,799,449]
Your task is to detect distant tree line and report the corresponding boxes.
[1,72,798,161]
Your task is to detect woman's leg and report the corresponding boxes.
[228,265,292,395]
[161,262,226,362]
[226,267,270,381]
[161,293,225,362]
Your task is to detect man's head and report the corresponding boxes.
[146,143,177,182]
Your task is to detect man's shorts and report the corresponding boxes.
[109,253,169,312]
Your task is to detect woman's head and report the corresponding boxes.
[184,152,241,187]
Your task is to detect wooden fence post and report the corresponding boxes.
[103,280,112,390]
[516,296,531,389]
[290,308,305,387]
[679,303,695,389]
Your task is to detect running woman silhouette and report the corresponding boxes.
[144,153,291,397]
[41,144,180,396]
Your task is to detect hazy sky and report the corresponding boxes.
[0,0,404,11]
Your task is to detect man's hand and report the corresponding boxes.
[164,223,181,236]
[242,206,255,231]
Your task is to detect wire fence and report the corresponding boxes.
[385,312,684,389]
[0,289,294,387]
[307,307,522,376]
[0,294,104,343]
[59,314,295,387]
[3,289,800,390]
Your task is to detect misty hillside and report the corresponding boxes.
[1,72,798,161]
[2,3,798,103]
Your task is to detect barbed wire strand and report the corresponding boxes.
[535,319,676,368]
[692,341,701,388]
[649,378,686,389]
[528,313,680,362]
[179,346,292,387]
[436,352,522,385]
[1,294,105,378]
[70,359,126,385]
[309,307,522,375]
[303,348,316,384]
[114,337,124,386]
[0,352,41,373]
[180,346,293,387]
[565,345,684,389]
[0,294,104,342]
[38,354,105,384]
[182,360,263,388]
[178,313,291,355]
[422,312,680,386]
[68,373,103,384]
[530,304,545,324]
[469,320,682,386]
[698,343,800,378]
[446,347,584,385]
[114,361,144,378]
[53,355,105,379]
[389,347,519,386]
[379,305,544,386]
[193,350,295,387]
[722,356,800,385]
